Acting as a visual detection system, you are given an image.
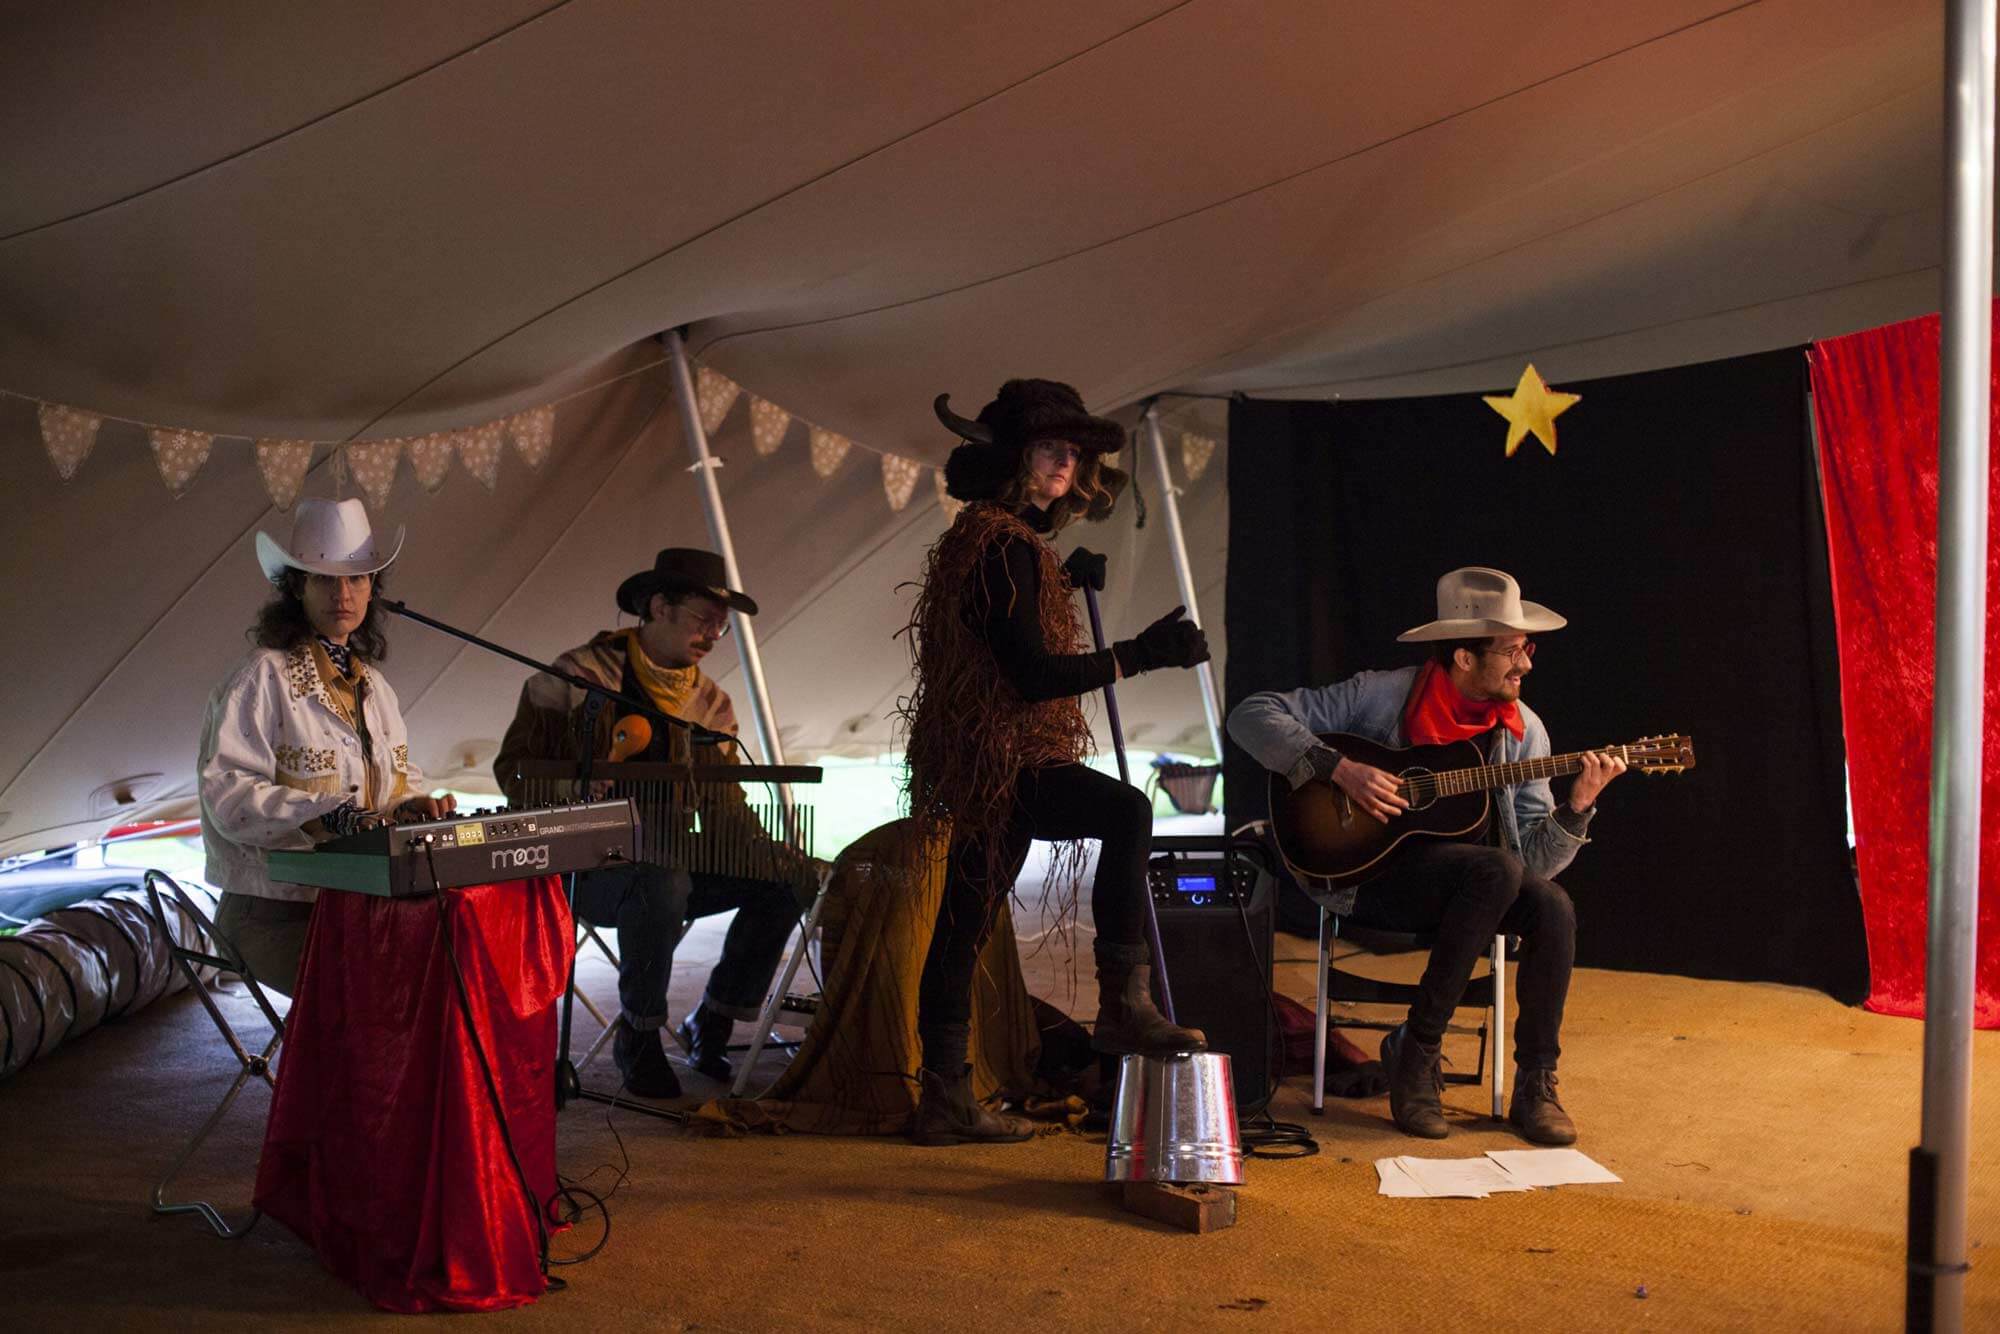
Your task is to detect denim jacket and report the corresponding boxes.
[1227,665,1592,887]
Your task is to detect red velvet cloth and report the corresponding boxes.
[253,877,572,1311]
[1810,310,2000,1026]
[1401,658,1524,745]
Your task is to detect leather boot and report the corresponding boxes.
[676,1002,734,1083]
[1380,1022,1448,1139]
[1508,1066,1578,1145]
[907,1066,1038,1145]
[1091,943,1207,1056]
[612,1017,682,1099]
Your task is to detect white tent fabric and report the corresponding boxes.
[0,1,1951,851]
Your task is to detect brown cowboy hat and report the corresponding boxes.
[616,548,759,618]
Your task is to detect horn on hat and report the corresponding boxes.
[933,393,994,445]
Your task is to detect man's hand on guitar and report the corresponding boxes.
[1568,750,1628,813]
[1332,757,1410,824]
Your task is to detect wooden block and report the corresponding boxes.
[1119,1180,1238,1233]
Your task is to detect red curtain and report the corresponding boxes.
[254,877,572,1312]
[1810,309,2000,1026]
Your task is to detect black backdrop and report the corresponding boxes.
[1223,349,1869,1001]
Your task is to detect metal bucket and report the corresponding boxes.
[1104,1051,1243,1185]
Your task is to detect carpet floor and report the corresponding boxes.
[1,908,1994,1332]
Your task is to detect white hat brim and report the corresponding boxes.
[255,525,405,584]
[1396,600,1567,642]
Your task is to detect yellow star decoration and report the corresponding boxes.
[1483,364,1581,458]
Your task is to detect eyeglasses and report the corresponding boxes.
[1480,640,1536,665]
[676,606,733,639]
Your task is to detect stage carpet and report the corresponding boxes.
[2,905,1996,1332]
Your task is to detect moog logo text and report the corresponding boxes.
[492,844,551,872]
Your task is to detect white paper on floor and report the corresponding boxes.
[1375,1149,1621,1198]
[1484,1148,1622,1187]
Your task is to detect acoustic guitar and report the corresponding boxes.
[1267,731,1695,888]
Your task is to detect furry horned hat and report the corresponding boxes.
[935,378,1126,502]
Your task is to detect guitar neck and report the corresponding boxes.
[1420,747,1624,798]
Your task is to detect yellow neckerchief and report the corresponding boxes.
[308,637,386,808]
[623,628,701,719]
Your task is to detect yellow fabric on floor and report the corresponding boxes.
[701,818,1043,1135]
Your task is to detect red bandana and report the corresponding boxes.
[1402,659,1525,745]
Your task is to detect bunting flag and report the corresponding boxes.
[507,405,555,469]
[809,426,851,477]
[881,453,922,511]
[749,395,791,456]
[934,468,963,522]
[696,366,743,435]
[458,422,504,490]
[38,403,103,481]
[1181,431,1217,482]
[407,432,455,492]
[149,428,214,497]
[346,438,402,510]
[254,438,314,510]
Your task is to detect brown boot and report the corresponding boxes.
[1507,1066,1577,1145]
[908,1066,1037,1145]
[1380,1023,1448,1139]
[1091,944,1207,1056]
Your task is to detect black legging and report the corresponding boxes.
[916,762,1152,1033]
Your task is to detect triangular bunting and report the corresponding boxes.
[458,423,504,490]
[39,403,103,481]
[148,427,214,497]
[1181,432,1217,482]
[934,468,964,522]
[881,453,922,511]
[408,432,455,491]
[507,405,555,470]
[254,438,314,511]
[696,367,743,435]
[346,438,402,510]
[749,396,791,456]
[809,426,851,478]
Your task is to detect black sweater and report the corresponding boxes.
[978,505,1118,703]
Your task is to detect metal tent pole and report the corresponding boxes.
[1912,3,1994,1328]
[661,331,792,793]
[1140,401,1226,762]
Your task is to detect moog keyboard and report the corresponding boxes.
[268,799,637,899]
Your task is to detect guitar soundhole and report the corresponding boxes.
[1400,767,1439,811]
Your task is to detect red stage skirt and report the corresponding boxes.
[253,877,573,1312]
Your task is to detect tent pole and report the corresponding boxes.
[1140,402,1226,762]
[1913,1,1993,1329]
[662,331,792,787]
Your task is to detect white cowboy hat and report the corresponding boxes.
[255,497,405,585]
[1396,566,1567,642]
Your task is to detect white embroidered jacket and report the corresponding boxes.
[197,643,421,902]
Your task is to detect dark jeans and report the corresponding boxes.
[917,763,1152,1045]
[570,862,807,1029]
[1349,842,1576,1070]
[212,892,315,996]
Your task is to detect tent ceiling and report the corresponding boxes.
[0,1,1951,850]
[0,0,1945,455]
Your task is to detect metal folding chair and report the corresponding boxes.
[1312,907,1507,1117]
[142,871,286,1239]
[570,919,623,1071]
[729,866,831,1097]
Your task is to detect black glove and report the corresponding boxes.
[1113,606,1211,675]
[1062,547,1107,593]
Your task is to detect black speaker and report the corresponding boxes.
[1146,837,1278,1115]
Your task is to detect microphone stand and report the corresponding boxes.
[376,597,704,1121]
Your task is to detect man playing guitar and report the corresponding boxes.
[1227,567,1624,1144]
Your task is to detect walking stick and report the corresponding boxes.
[1079,571,1178,1024]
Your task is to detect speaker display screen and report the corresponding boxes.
[1176,874,1218,896]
